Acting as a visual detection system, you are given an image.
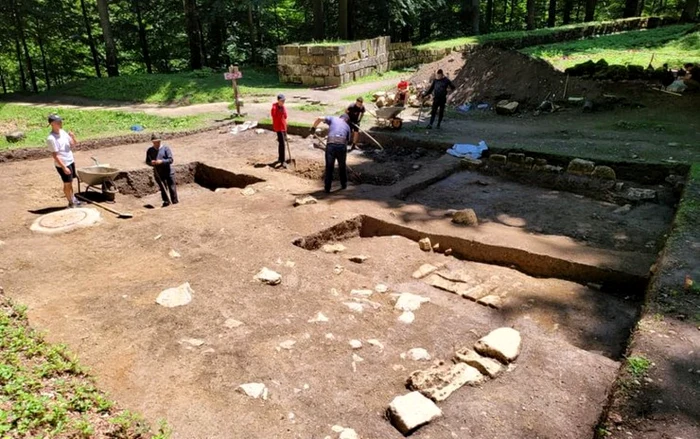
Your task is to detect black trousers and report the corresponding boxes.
[325,143,347,192]
[277,131,286,163]
[155,172,178,204]
[429,99,447,126]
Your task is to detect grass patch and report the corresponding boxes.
[0,104,213,150]
[296,104,325,113]
[523,25,700,70]
[340,69,410,88]
[48,68,300,105]
[0,292,169,438]
[674,164,700,229]
[626,355,653,378]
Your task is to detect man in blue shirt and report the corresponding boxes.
[311,114,351,193]
[145,133,179,207]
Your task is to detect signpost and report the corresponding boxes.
[226,65,244,117]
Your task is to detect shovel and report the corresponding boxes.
[350,122,384,150]
[284,133,296,169]
[75,194,133,219]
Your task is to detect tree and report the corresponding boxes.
[585,0,597,21]
[247,1,258,64]
[313,0,324,40]
[132,0,152,73]
[526,0,536,30]
[471,0,480,34]
[96,0,119,76]
[339,0,349,40]
[623,0,639,17]
[562,0,574,24]
[11,0,38,92]
[183,0,203,69]
[485,0,494,33]
[80,0,102,77]
[548,0,557,26]
[681,0,699,21]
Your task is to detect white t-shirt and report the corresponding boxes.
[46,129,74,166]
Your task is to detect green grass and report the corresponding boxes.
[674,164,700,229]
[49,68,300,105]
[0,104,214,150]
[523,24,700,70]
[341,69,410,88]
[290,40,353,47]
[626,355,653,378]
[296,104,325,112]
[0,294,169,438]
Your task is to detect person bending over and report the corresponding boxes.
[311,114,352,193]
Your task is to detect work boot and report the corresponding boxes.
[281,162,289,169]
[162,201,171,208]
[426,124,433,129]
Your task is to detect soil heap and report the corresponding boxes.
[411,47,603,108]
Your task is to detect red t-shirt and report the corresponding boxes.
[271,103,287,132]
[398,80,409,92]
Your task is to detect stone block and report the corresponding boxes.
[418,237,432,251]
[412,263,439,279]
[592,165,616,180]
[301,76,315,85]
[427,274,467,295]
[461,284,496,301]
[567,158,596,175]
[496,101,519,115]
[489,154,507,164]
[452,209,478,226]
[324,76,342,87]
[625,187,657,202]
[388,392,442,435]
[524,157,535,167]
[314,77,325,86]
[407,363,484,402]
[474,327,522,363]
[534,158,547,166]
[477,295,503,309]
[507,152,526,165]
[309,46,325,55]
[454,348,504,378]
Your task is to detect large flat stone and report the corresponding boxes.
[426,274,468,295]
[454,348,504,378]
[388,391,442,435]
[394,292,430,311]
[407,362,484,402]
[474,327,522,363]
[156,282,194,307]
[412,263,439,279]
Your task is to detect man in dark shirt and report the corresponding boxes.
[345,97,365,148]
[145,133,178,207]
[683,63,699,91]
[311,114,351,193]
[421,69,456,129]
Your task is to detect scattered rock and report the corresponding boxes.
[179,337,205,347]
[394,292,430,311]
[474,327,522,363]
[496,100,519,115]
[241,187,256,196]
[452,208,478,226]
[404,348,431,361]
[238,383,268,399]
[333,265,344,275]
[625,187,657,202]
[154,234,162,240]
[331,425,345,433]
[352,353,364,363]
[567,158,595,175]
[351,289,373,297]
[349,339,363,349]
[388,391,443,435]
[348,255,369,263]
[294,195,318,206]
[279,340,296,350]
[344,302,365,313]
[412,263,438,279]
[477,295,503,309]
[454,348,504,378]
[375,284,388,293]
[398,311,415,324]
[308,312,329,323]
[168,249,181,258]
[339,428,359,439]
[436,269,475,284]
[5,131,25,143]
[432,242,440,251]
[407,362,484,401]
[613,204,632,214]
[156,282,194,307]
[322,243,346,254]
[255,128,265,134]
[462,284,496,301]
[254,267,282,285]
[592,165,616,180]
[418,237,432,251]
[427,274,466,295]
[368,339,384,350]
[412,164,421,170]
[223,318,244,329]
[444,248,453,256]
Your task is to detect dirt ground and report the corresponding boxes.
[0,117,680,439]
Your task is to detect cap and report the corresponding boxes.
[277,94,286,101]
[48,114,62,124]
[339,114,350,122]
[151,133,161,141]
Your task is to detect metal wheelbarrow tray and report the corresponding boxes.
[373,106,405,130]
[76,166,121,192]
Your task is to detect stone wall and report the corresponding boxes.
[277,36,390,86]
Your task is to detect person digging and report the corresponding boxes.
[47,114,81,208]
[271,93,288,168]
[146,133,179,207]
[311,114,351,194]
[345,97,365,150]
[421,69,456,129]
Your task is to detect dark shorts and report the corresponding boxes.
[350,122,360,133]
[55,162,76,183]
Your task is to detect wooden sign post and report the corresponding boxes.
[225,65,244,117]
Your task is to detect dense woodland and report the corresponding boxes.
[0,0,697,93]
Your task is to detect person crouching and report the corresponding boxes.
[311,114,351,193]
[146,134,178,207]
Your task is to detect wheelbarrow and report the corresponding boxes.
[76,165,121,201]
[372,106,405,130]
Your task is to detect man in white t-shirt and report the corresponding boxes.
[47,114,81,208]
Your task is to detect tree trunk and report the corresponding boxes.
[36,31,51,89]
[132,0,152,73]
[526,0,536,30]
[548,0,557,26]
[681,0,698,21]
[247,2,258,64]
[198,16,208,66]
[313,0,324,40]
[563,0,573,24]
[509,0,517,25]
[485,0,494,33]
[11,0,38,92]
[418,16,431,41]
[0,65,7,94]
[584,0,596,21]
[80,0,101,77]
[96,0,119,76]
[339,0,349,40]
[182,0,202,69]
[471,0,480,34]
[14,37,27,91]
[348,0,355,39]
[623,0,638,17]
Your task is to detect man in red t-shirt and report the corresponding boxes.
[271,94,288,168]
[397,80,410,106]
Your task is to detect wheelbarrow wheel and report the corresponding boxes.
[391,118,403,130]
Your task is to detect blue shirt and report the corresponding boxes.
[325,116,351,145]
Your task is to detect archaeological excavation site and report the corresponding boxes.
[0,123,696,439]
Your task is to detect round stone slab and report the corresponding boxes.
[30,208,102,234]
